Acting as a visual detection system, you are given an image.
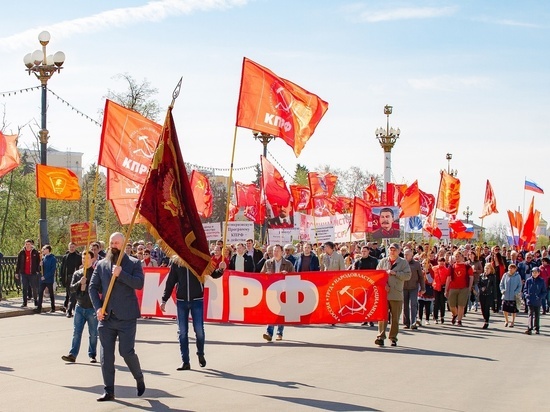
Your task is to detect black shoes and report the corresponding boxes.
[90,357,97,363]
[374,338,384,346]
[97,393,115,402]
[525,329,532,335]
[198,355,206,368]
[61,354,76,363]
[482,323,488,329]
[177,362,191,371]
[137,380,145,397]
[391,340,397,347]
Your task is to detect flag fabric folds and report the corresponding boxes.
[525,178,544,194]
[419,189,435,216]
[351,197,373,233]
[106,168,142,200]
[110,198,147,225]
[308,172,337,198]
[138,108,213,282]
[364,181,381,204]
[423,211,442,239]
[235,182,260,207]
[36,164,81,200]
[261,156,291,208]
[289,184,310,211]
[437,171,461,214]
[99,100,162,184]
[480,179,498,218]
[0,132,20,178]
[190,170,213,219]
[399,180,420,218]
[236,57,329,157]
[520,197,537,245]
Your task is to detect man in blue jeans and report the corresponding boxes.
[61,251,98,363]
[161,260,224,370]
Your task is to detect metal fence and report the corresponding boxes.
[0,256,63,300]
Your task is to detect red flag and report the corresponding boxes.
[448,219,467,233]
[310,196,336,217]
[190,170,213,219]
[520,197,536,244]
[437,171,461,214]
[235,182,260,207]
[364,179,381,204]
[351,197,373,233]
[261,156,291,208]
[385,183,407,207]
[334,196,353,214]
[507,210,517,229]
[107,168,142,200]
[110,198,146,225]
[480,179,498,218]
[138,108,213,282]
[419,189,435,216]
[228,203,239,222]
[289,184,311,211]
[399,180,420,218]
[423,211,442,239]
[36,164,81,200]
[98,100,162,184]
[308,172,337,198]
[515,211,523,234]
[0,132,20,178]
[236,58,329,157]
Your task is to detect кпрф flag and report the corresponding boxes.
[236,57,329,157]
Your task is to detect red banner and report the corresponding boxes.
[137,268,388,324]
[70,222,97,247]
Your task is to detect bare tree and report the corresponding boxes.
[104,73,161,121]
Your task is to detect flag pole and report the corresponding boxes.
[523,176,526,216]
[100,77,182,316]
[222,126,238,248]
[82,168,101,278]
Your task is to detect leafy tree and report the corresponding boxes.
[104,73,162,122]
[293,164,309,185]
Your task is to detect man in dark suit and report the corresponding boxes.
[229,242,255,272]
[267,204,294,228]
[89,232,145,402]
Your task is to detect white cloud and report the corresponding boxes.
[358,6,458,23]
[491,18,541,28]
[408,75,492,92]
[0,0,247,52]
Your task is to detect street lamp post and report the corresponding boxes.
[463,206,472,224]
[23,31,65,246]
[445,153,458,177]
[252,131,275,243]
[375,105,401,192]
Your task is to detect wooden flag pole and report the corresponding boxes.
[100,77,182,316]
[222,126,238,249]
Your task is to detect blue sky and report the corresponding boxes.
[0,0,548,233]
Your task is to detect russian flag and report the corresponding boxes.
[525,179,544,194]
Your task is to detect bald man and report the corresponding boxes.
[89,232,145,402]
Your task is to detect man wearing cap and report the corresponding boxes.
[375,243,411,347]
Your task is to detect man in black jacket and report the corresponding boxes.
[353,246,379,270]
[61,251,97,363]
[161,261,224,371]
[229,242,255,272]
[60,242,82,318]
[15,239,41,307]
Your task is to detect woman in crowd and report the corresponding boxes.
[432,257,449,324]
[467,251,483,312]
[418,259,435,325]
[478,263,497,329]
[500,263,522,327]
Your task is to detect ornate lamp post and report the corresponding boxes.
[23,31,65,246]
[463,206,472,224]
[252,131,275,243]
[375,105,401,191]
[445,153,458,177]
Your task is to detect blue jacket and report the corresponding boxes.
[294,253,320,272]
[523,275,547,307]
[89,254,144,320]
[41,254,57,283]
[500,272,522,301]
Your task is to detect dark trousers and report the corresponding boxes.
[418,300,432,321]
[21,274,38,305]
[527,305,541,331]
[433,289,446,320]
[63,290,76,314]
[37,282,55,310]
[479,294,492,322]
[98,315,143,395]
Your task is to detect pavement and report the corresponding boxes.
[0,295,547,412]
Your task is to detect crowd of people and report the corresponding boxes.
[11,235,549,401]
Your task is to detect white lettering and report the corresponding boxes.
[228,276,263,321]
[265,275,318,322]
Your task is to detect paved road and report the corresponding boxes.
[0,296,546,411]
